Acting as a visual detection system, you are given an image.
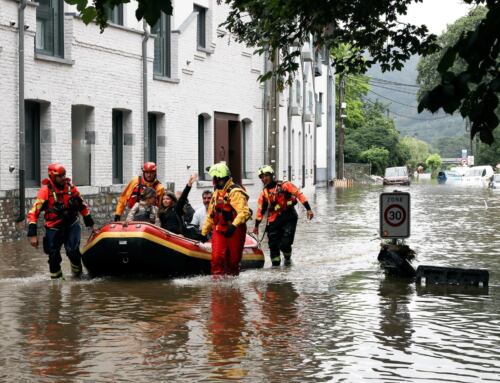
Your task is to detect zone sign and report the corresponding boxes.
[380,191,410,238]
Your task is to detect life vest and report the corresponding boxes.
[264,181,297,213]
[127,176,160,209]
[211,184,243,232]
[43,178,79,224]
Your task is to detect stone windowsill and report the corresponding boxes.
[153,75,180,84]
[35,53,74,65]
[196,46,214,55]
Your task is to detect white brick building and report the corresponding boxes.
[0,0,334,239]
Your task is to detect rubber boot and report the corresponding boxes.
[283,252,292,266]
[50,270,65,280]
[271,256,281,266]
[71,262,83,278]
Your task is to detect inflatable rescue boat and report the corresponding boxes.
[81,222,265,277]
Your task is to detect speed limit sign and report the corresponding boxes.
[380,191,410,238]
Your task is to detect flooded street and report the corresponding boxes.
[1,182,499,382]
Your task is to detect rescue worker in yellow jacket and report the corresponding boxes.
[114,162,165,221]
[201,163,251,276]
[253,165,314,266]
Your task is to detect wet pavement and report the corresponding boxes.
[0,182,499,382]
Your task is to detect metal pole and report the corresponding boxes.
[268,49,279,175]
[263,50,269,164]
[326,53,336,186]
[287,79,292,181]
[338,74,346,179]
[17,0,27,223]
[142,20,150,163]
[301,63,306,188]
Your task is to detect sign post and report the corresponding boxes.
[380,191,410,238]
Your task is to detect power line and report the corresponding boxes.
[367,88,418,109]
[365,97,457,121]
[367,76,421,88]
[368,82,419,95]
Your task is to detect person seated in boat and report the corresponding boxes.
[159,174,197,234]
[191,190,213,228]
[126,187,160,225]
[114,162,165,222]
[175,190,195,224]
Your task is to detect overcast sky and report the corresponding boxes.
[401,0,474,35]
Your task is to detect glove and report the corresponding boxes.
[224,224,236,238]
[199,235,209,243]
[114,215,121,222]
[83,214,95,227]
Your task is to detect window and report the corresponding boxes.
[25,101,41,187]
[106,4,124,25]
[36,0,64,57]
[148,113,157,163]
[72,105,93,186]
[198,114,205,180]
[194,5,206,48]
[296,80,301,105]
[308,91,313,113]
[152,13,171,77]
[242,120,251,179]
[112,110,124,184]
[319,92,323,114]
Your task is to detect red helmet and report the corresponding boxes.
[48,163,66,180]
[142,162,157,173]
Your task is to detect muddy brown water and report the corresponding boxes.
[1,182,499,382]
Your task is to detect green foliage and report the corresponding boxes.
[417,2,499,144]
[359,147,390,175]
[425,153,443,177]
[433,134,470,158]
[476,128,500,166]
[399,136,430,172]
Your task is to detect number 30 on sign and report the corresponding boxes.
[380,192,410,238]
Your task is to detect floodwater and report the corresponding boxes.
[0,182,499,382]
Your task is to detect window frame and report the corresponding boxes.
[35,0,64,58]
[112,110,124,184]
[152,13,172,78]
[194,4,207,49]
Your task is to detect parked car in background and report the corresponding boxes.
[489,173,500,191]
[383,166,410,186]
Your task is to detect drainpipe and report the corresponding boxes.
[300,58,306,188]
[17,0,27,223]
[262,50,269,164]
[142,20,150,163]
[287,81,292,181]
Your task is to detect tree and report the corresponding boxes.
[399,136,430,172]
[418,1,500,144]
[425,153,443,177]
[476,128,500,165]
[359,148,390,175]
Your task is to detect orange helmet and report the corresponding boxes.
[142,162,157,173]
[48,163,66,180]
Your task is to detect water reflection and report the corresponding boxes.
[22,284,83,381]
[377,277,414,354]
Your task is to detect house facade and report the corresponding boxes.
[0,0,334,240]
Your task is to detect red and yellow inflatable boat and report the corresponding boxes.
[81,222,265,277]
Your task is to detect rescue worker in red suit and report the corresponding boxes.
[253,165,314,266]
[201,163,251,277]
[27,163,95,279]
[114,162,165,221]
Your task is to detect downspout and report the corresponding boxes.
[17,0,27,222]
[326,51,335,186]
[262,50,269,164]
[300,58,306,188]
[287,80,292,181]
[142,20,150,163]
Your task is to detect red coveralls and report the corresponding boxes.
[201,179,251,276]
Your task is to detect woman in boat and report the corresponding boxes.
[159,174,197,234]
[126,187,160,225]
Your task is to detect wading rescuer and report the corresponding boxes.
[114,162,165,222]
[253,165,314,266]
[27,163,95,279]
[201,163,251,277]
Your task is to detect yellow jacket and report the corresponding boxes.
[201,179,250,236]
